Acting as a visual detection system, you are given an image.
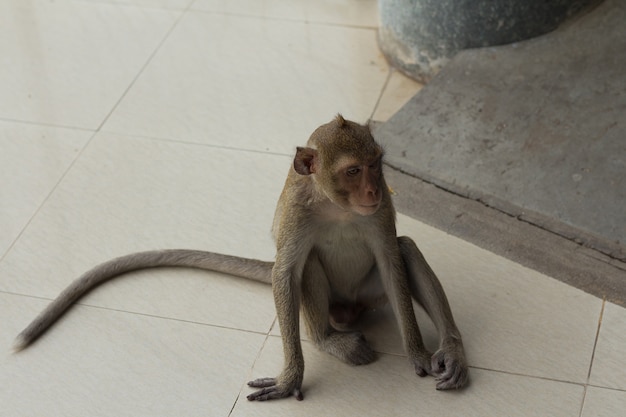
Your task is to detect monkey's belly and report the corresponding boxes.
[316,240,386,307]
[326,265,387,327]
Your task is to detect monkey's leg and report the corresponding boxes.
[398,236,469,390]
[301,254,376,366]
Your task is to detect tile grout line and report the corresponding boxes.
[77,0,193,13]
[0,128,99,265]
[229,317,279,416]
[188,8,379,31]
[586,384,626,393]
[0,117,96,132]
[95,5,191,133]
[579,297,606,417]
[445,364,588,388]
[369,69,393,122]
[100,129,294,158]
[587,298,606,381]
[2,288,273,338]
[94,5,379,137]
[1,5,192,266]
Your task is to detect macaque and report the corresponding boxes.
[15,115,468,401]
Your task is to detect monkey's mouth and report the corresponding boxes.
[356,203,381,215]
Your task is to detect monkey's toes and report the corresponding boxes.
[348,343,377,365]
[247,378,304,401]
[323,332,376,365]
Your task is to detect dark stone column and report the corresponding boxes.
[378,0,603,82]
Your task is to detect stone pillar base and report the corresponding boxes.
[378,0,603,82]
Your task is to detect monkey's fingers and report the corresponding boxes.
[247,377,277,388]
[413,360,434,378]
[431,350,469,390]
[411,352,435,378]
[246,380,304,401]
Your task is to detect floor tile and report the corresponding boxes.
[2,292,265,417]
[191,0,378,27]
[0,121,91,256]
[589,302,626,390]
[102,11,388,153]
[0,0,179,128]
[394,214,602,384]
[232,336,584,417]
[372,69,423,122]
[0,133,284,333]
[581,386,626,417]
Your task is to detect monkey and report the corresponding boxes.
[14,115,468,401]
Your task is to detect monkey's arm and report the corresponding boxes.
[247,251,305,401]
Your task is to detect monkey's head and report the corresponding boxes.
[293,115,384,216]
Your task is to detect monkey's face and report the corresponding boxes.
[329,155,383,216]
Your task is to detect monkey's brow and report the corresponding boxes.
[336,148,382,165]
[336,159,368,171]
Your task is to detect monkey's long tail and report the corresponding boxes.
[13,249,274,352]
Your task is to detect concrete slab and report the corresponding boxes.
[382,164,626,307]
[376,0,626,261]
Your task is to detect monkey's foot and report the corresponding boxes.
[430,347,469,390]
[247,377,304,401]
[320,331,376,366]
[411,349,435,377]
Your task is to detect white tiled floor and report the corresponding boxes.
[1,1,623,416]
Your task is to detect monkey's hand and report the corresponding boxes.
[247,377,304,401]
[410,348,434,378]
[430,340,469,390]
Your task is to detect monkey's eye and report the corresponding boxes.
[346,167,361,176]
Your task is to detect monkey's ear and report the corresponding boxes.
[294,147,318,175]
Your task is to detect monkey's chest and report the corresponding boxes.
[313,223,379,299]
